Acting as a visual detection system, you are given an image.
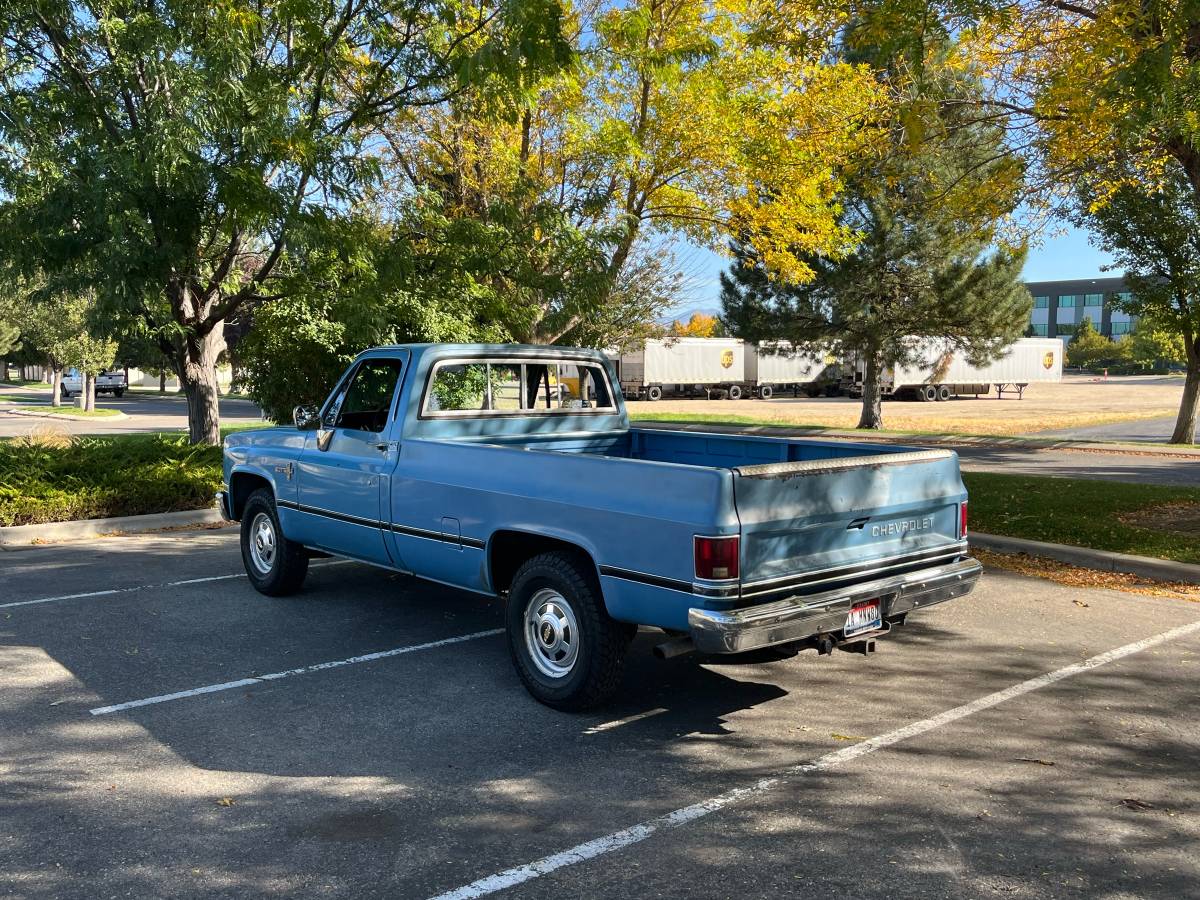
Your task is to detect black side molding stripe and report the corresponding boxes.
[390,523,486,550]
[599,566,693,594]
[280,501,484,549]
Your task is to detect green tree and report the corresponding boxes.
[1065,316,1129,370]
[1129,319,1187,369]
[721,37,1030,429]
[1077,165,1200,442]
[0,0,569,444]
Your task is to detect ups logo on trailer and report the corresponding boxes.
[720,349,734,369]
[1043,351,1055,370]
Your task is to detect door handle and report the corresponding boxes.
[374,440,397,452]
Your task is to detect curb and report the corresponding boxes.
[0,507,230,545]
[971,532,1200,586]
[632,419,1200,458]
[4,407,129,422]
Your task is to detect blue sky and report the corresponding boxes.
[673,223,1117,316]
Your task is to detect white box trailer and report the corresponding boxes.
[844,338,1063,401]
[619,338,749,400]
[746,342,844,398]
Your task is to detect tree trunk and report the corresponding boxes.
[857,346,884,429]
[50,367,62,407]
[159,369,166,394]
[1171,337,1200,444]
[180,323,226,445]
[84,374,96,412]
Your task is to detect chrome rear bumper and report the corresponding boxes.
[688,557,982,654]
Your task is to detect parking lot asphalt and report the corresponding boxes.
[3,529,1199,899]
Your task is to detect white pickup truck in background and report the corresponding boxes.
[61,369,127,398]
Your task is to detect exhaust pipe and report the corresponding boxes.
[653,636,695,660]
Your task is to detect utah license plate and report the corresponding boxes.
[844,599,882,637]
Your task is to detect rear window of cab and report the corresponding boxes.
[422,358,616,417]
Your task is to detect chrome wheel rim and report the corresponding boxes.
[248,512,277,575]
[524,588,580,679]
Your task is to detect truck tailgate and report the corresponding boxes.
[732,449,967,599]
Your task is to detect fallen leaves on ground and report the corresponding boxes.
[1015,757,1056,766]
[974,549,1200,602]
[216,797,236,807]
[831,733,867,741]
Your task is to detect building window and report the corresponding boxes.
[1084,293,1103,306]
[1116,291,1132,303]
[1057,295,1079,308]
[1110,321,1132,335]
[1033,296,1049,309]
[1029,323,1048,336]
[1057,323,1076,335]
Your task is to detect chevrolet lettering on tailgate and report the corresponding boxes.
[870,516,934,538]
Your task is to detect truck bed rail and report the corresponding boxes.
[733,449,953,478]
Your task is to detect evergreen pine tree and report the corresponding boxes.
[720,34,1032,428]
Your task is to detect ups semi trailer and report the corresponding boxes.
[747,342,843,398]
[619,338,752,400]
[842,338,1064,401]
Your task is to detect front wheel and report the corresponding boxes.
[240,488,309,596]
[506,552,631,710]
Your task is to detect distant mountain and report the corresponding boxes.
[657,306,722,327]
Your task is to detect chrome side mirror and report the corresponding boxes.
[293,405,320,430]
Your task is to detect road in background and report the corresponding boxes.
[0,385,264,437]
[2,529,1198,899]
[1033,416,1178,443]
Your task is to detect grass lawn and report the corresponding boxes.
[0,425,267,526]
[964,472,1200,565]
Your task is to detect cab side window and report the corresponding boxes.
[333,359,403,433]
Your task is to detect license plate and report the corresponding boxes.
[844,599,881,637]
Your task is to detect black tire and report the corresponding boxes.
[758,384,773,400]
[727,384,743,400]
[646,384,663,401]
[921,385,937,402]
[506,552,631,711]
[114,389,124,398]
[240,488,309,596]
[937,385,952,402]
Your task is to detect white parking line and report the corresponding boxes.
[427,616,1200,900]
[89,628,504,715]
[0,559,355,610]
[583,708,668,734]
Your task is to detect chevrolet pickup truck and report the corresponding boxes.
[219,344,980,709]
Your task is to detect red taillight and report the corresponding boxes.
[694,535,739,581]
[960,501,969,539]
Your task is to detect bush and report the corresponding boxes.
[0,432,225,526]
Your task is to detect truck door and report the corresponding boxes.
[293,352,408,565]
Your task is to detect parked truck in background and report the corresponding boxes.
[747,342,842,399]
[842,338,1064,402]
[220,343,980,710]
[60,369,128,399]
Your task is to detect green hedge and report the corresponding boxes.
[0,432,227,526]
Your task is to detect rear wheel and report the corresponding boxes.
[757,384,773,400]
[727,384,743,400]
[240,488,309,596]
[506,552,631,710]
[921,385,937,402]
[937,385,952,402]
[646,385,663,401]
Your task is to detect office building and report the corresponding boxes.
[1024,277,1137,342]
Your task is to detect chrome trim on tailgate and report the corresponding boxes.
[688,558,982,654]
[740,541,970,599]
[734,449,953,478]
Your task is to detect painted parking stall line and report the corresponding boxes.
[428,616,1200,900]
[90,628,504,716]
[0,559,355,610]
[583,708,668,735]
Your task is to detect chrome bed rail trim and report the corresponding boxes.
[733,449,954,478]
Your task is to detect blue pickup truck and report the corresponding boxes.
[219,343,980,709]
